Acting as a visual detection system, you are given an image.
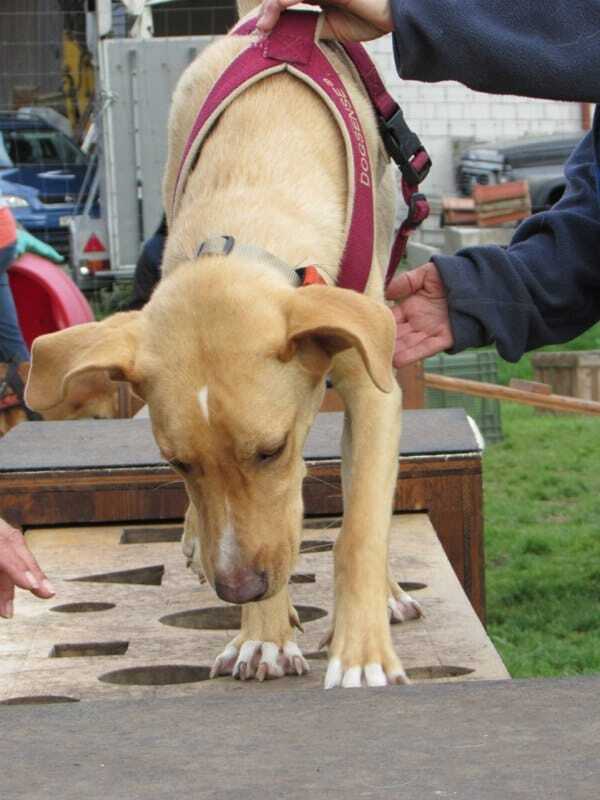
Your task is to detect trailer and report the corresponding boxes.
[70,0,236,288]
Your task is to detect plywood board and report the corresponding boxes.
[0,514,507,704]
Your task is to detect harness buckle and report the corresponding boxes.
[379,107,431,185]
[407,192,429,227]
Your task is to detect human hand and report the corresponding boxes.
[15,229,64,263]
[385,261,454,368]
[0,518,55,618]
[256,0,393,42]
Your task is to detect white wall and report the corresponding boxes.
[365,35,584,198]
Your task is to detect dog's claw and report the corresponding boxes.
[213,638,308,682]
[283,641,309,676]
[389,669,410,686]
[324,657,343,689]
[293,656,306,676]
[209,642,238,678]
[324,657,409,689]
[209,658,223,679]
[289,606,304,632]
[388,594,423,624]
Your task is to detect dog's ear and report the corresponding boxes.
[282,286,396,393]
[25,312,144,412]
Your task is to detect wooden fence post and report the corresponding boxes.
[397,360,425,409]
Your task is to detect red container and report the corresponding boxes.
[8,253,94,348]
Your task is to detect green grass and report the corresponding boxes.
[482,323,600,678]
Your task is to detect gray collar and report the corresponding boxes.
[196,235,332,287]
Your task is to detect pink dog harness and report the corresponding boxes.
[172,10,431,291]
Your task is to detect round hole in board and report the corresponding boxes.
[98,665,210,686]
[159,604,328,631]
[302,661,474,678]
[0,695,80,705]
[406,665,475,680]
[50,602,116,614]
[300,540,333,553]
[398,581,427,592]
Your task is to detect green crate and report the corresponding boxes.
[424,351,503,443]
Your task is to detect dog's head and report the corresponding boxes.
[25,258,395,602]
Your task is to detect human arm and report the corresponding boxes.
[391,0,600,102]
[388,123,600,365]
[0,518,55,618]
[257,1,600,102]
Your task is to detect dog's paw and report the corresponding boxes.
[388,593,422,624]
[210,638,309,682]
[324,611,409,689]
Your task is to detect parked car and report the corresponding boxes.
[456,133,583,212]
[0,111,96,260]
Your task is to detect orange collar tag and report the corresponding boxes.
[297,265,327,287]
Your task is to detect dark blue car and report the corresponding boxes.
[0,112,93,259]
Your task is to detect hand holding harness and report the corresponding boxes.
[174,10,431,291]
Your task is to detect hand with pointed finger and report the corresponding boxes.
[256,0,393,42]
[0,518,55,619]
[385,261,454,368]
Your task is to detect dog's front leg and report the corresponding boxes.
[210,589,309,681]
[326,350,410,688]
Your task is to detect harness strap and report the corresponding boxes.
[247,16,433,285]
[337,42,431,284]
[173,10,375,293]
[174,10,431,292]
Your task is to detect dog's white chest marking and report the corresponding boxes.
[218,500,239,572]
[197,385,210,423]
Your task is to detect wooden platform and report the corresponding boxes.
[5,676,599,800]
[0,408,486,620]
[0,514,507,705]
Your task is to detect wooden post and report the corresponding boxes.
[397,360,425,409]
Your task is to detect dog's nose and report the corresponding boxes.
[214,569,268,604]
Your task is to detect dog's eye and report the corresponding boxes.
[257,439,287,464]
[168,458,191,474]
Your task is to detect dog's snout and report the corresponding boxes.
[214,568,267,604]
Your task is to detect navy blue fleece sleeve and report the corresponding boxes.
[432,125,600,361]
[391,0,600,101]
